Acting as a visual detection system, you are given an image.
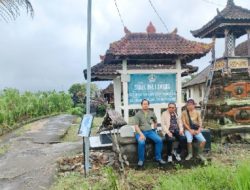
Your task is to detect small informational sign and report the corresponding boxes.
[78,114,94,176]
[78,114,93,137]
[128,74,177,104]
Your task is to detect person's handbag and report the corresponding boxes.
[186,110,200,130]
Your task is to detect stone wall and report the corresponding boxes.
[111,127,211,163]
[206,58,250,125]
[210,126,250,143]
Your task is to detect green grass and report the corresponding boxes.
[211,143,221,153]
[50,172,89,190]
[231,161,250,190]
[50,160,250,190]
[0,144,10,156]
[92,117,103,128]
[50,167,121,190]
[155,161,250,190]
[14,123,33,136]
[62,117,81,142]
[62,117,104,142]
[50,116,250,190]
[73,117,82,124]
[91,117,104,136]
[155,164,230,190]
[101,167,121,190]
[62,124,81,142]
[126,167,167,189]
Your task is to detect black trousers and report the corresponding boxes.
[165,131,186,156]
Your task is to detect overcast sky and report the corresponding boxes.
[0,0,249,92]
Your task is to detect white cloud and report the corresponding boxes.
[0,0,249,91]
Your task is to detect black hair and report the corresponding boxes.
[186,99,195,105]
[141,99,150,105]
[168,102,176,107]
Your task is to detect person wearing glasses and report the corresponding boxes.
[133,99,166,167]
[181,99,207,163]
[161,102,186,162]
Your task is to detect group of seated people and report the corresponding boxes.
[132,98,207,168]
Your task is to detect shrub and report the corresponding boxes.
[70,107,84,117]
[96,104,107,117]
[0,112,4,124]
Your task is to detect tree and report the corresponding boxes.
[0,0,33,21]
[68,83,100,106]
[69,83,99,98]
[68,83,83,95]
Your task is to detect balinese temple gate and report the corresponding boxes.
[86,23,213,123]
[192,0,250,125]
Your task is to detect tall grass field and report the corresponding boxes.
[0,88,73,135]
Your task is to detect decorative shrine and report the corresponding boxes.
[192,0,250,124]
[84,22,213,123]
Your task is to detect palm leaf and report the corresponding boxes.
[0,0,33,21]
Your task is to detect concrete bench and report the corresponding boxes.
[112,125,211,163]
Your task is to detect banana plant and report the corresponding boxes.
[0,0,33,21]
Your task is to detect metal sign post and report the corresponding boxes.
[86,0,92,114]
[83,0,92,177]
[78,114,93,177]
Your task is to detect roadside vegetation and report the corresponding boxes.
[0,83,108,136]
[51,116,250,190]
[51,158,250,190]
[0,88,72,135]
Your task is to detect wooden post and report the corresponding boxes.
[202,84,205,102]
[113,77,122,114]
[176,59,182,116]
[229,33,235,56]
[247,30,250,56]
[122,60,129,123]
[224,29,229,57]
[211,36,216,62]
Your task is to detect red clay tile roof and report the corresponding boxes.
[83,62,198,81]
[85,23,212,82]
[104,24,213,64]
[191,0,250,38]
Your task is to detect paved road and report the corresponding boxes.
[0,114,82,190]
